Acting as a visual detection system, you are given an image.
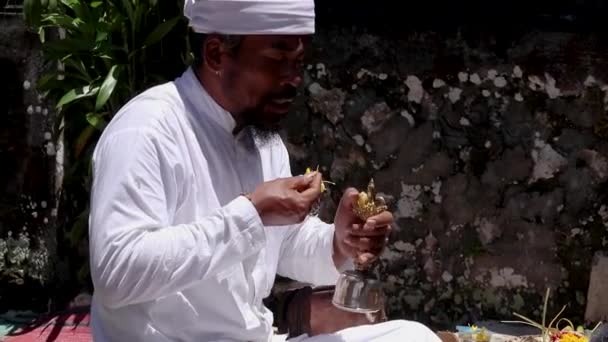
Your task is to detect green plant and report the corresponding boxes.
[23,0,190,287]
[0,231,50,286]
[503,288,603,342]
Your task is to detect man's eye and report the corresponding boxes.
[264,52,285,61]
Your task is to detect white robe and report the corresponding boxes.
[88,67,440,342]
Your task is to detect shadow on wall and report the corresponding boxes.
[0,57,27,231]
[316,0,608,33]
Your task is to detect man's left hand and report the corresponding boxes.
[332,188,393,269]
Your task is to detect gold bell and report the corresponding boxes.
[332,179,388,314]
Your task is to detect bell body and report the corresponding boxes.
[332,270,384,313]
[332,178,387,314]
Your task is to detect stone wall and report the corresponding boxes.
[281,21,608,327]
[0,13,58,311]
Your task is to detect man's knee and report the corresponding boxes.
[383,320,441,341]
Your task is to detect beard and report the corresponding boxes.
[236,105,282,147]
[236,86,297,146]
[248,125,281,146]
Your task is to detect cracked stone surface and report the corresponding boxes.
[0,16,58,311]
[281,24,608,328]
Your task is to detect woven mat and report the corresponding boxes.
[1,308,91,342]
[438,331,543,342]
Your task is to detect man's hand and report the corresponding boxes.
[333,188,393,269]
[250,172,323,226]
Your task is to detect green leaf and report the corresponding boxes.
[56,85,99,108]
[132,3,147,34]
[142,16,181,48]
[59,0,78,9]
[77,1,93,28]
[38,27,46,43]
[98,54,114,62]
[52,115,65,139]
[42,14,77,30]
[96,31,109,42]
[86,112,108,131]
[95,65,121,111]
[23,0,42,28]
[69,209,89,246]
[121,0,135,23]
[74,125,96,158]
[37,72,61,91]
[60,0,85,18]
[77,263,91,285]
[58,0,92,33]
[71,17,87,31]
[64,59,91,82]
[60,71,92,84]
[43,38,95,54]
[91,1,103,8]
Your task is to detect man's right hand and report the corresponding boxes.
[249,172,323,226]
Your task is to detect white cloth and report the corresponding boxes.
[184,0,315,35]
[88,67,343,342]
[280,320,442,342]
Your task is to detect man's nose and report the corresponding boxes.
[282,74,302,89]
[281,65,303,89]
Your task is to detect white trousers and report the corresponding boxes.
[273,320,442,342]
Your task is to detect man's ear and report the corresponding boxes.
[202,35,224,74]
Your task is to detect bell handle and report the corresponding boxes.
[354,253,379,272]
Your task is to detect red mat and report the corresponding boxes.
[3,308,91,342]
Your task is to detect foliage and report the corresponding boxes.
[503,288,603,342]
[456,325,491,342]
[23,0,191,288]
[0,231,49,286]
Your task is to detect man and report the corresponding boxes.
[88,0,442,341]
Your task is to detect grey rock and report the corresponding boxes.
[307,85,346,125]
[403,152,452,185]
[374,122,435,191]
[481,147,532,189]
[577,149,608,182]
[360,102,393,135]
[368,116,411,163]
[560,166,596,215]
[555,128,596,154]
[550,88,603,128]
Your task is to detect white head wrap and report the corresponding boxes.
[184,0,315,35]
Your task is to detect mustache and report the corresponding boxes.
[269,86,297,100]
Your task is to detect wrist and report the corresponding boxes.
[241,192,257,212]
[243,191,264,218]
[332,231,348,269]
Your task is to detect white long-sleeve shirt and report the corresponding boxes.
[88,67,343,342]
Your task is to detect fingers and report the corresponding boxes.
[288,174,314,191]
[356,252,379,266]
[335,187,360,225]
[338,243,359,259]
[366,211,394,228]
[338,187,359,210]
[299,172,323,201]
[343,219,391,258]
[344,234,386,251]
[284,173,322,219]
[349,220,392,237]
